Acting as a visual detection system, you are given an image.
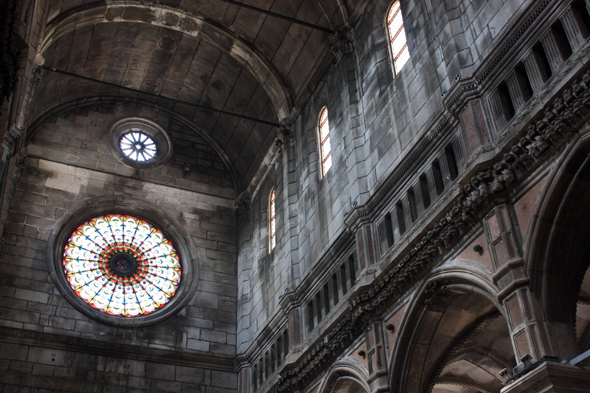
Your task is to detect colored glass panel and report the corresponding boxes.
[63,215,181,317]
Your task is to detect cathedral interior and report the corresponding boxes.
[2,0,590,392]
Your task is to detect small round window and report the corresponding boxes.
[63,214,181,317]
[108,118,172,168]
[119,131,157,162]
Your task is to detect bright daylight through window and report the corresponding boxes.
[63,215,181,317]
[387,1,409,75]
[119,130,157,162]
[319,107,332,175]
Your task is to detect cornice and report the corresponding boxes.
[275,63,590,392]
[294,228,356,301]
[475,0,555,86]
[0,326,235,371]
[443,0,560,117]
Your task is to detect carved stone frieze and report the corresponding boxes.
[275,65,590,393]
[422,281,459,313]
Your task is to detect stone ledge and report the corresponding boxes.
[501,361,590,393]
[0,326,235,371]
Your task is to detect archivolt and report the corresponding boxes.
[389,260,504,393]
[41,1,292,121]
[318,360,370,393]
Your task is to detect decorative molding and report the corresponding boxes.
[475,0,554,86]
[0,326,235,371]
[275,63,590,392]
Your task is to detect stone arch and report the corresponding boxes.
[389,261,514,393]
[318,360,370,393]
[526,130,590,359]
[25,96,242,193]
[40,1,292,121]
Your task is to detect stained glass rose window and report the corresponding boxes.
[62,215,181,317]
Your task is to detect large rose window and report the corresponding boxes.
[63,215,181,317]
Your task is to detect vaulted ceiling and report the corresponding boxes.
[29,0,366,191]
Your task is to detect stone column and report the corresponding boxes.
[280,289,302,352]
[458,98,492,156]
[560,8,587,50]
[484,205,558,363]
[540,32,565,73]
[366,321,389,393]
[355,222,377,272]
[236,358,250,393]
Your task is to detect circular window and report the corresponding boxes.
[48,199,198,327]
[108,118,172,168]
[63,215,181,317]
[119,131,158,162]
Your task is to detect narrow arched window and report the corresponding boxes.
[387,1,409,75]
[269,189,276,251]
[318,107,332,176]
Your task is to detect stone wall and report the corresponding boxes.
[235,0,542,373]
[0,341,236,393]
[0,104,238,390]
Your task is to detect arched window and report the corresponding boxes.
[387,1,410,75]
[318,107,332,176]
[269,189,276,251]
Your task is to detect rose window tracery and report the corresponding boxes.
[62,215,181,317]
[119,131,157,162]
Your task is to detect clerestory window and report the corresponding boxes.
[269,189,276,251]
[318,107,332,176]
[387,1,410,76]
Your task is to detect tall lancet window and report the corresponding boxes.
[387,1,410,75]
[269,189,276,251]
[318,107,332,176]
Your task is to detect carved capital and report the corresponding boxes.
[14,148,27,181]
[234,191,251,223]
[329,28,354,65]
[279,121,295,147]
